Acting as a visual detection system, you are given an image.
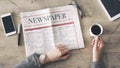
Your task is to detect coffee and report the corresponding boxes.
[91,25,101,35]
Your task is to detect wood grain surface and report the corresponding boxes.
[0,0,120,68]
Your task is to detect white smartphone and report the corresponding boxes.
[1,13,16,36]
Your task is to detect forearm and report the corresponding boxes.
[14,45,70,68]
[14,53,42,68]
[90,61,105,68]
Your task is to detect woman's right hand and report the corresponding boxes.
[92,37,104,62]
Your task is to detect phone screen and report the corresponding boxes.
[2,15,15,33]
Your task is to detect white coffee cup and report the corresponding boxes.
[89,24,103,36]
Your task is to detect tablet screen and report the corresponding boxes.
[100,0,120,21]
[101,0,120,17]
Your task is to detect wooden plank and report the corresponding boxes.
[0,0,120,68]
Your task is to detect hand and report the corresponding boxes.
[91,36,104,62]
[45,44,70,63]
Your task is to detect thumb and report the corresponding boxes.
[94,36,99,46]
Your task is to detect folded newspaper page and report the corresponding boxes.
[21,5,84,57]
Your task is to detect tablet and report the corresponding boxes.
[99,0,120,21]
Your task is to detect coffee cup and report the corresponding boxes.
[89,24,103,36]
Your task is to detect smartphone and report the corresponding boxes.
[1,13,16,36]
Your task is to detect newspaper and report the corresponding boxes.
[21,5,84,57]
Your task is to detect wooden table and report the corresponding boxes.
[0,0,120,68]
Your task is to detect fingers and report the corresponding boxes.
[57,44,67,51]
[92,36,99,49]
[91,38,95,46]
[98,37,104,49]
[94,36,99,46]
[56,44,70,56]
[59,54,70,60]
[92,36,104,50]
[61,48,69,55]
[99,37,103,46]
[92,36,104,51]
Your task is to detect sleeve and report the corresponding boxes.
[14,53,42,68]
[90,61,105,68]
